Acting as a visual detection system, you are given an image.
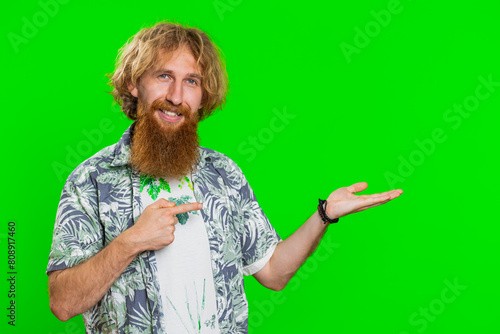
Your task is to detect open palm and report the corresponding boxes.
[325,182,403,219]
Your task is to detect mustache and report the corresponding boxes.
[149,100,191,116]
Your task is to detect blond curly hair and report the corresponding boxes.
[108,21,228,121]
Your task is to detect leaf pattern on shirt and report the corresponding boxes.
[163,279,215,334]
[140,175,199,225]
[166,195,199,225]
[178,176,194,190]
[140,174,171,200]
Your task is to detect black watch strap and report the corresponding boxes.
[318,199,339,224]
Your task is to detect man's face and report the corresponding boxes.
[127,45,204,179]
[128,44,204,124]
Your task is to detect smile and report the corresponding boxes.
[160,109,182,117]
[158,109,184,123]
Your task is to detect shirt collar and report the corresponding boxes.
[110,123,134,167]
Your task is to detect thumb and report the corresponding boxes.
[347,182,368,194]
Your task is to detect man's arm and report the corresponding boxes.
[48,199,202,321]
[49,232,139,321]
[253,182,403,291]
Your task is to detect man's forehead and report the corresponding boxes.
[151,46,201,74]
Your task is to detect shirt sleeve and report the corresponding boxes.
[47,174,104,274]
[228,161,281,276]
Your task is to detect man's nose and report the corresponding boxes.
[166,81,183,106]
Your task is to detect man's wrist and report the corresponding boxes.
[318,199,339,224]
[115,229,143,258]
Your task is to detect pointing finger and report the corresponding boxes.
[168,202,203,216]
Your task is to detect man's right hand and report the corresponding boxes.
[122,198,203,253]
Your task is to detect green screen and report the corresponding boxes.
[2,0,499,333]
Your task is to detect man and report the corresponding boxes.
[47,21,402,333]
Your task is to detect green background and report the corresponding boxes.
[2,0,499,333]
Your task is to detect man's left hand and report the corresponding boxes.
[325,182,403,219]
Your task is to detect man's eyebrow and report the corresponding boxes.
[187,73,203,80]
[151,69,173,76]
[151,69,203,79]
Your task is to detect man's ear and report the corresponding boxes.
[128,82,139,98]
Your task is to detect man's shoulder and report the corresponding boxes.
[199,147,241,172]
[199,147,230,160]
[65,142,125,187]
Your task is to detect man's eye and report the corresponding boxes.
[186,79,198,85]
[159,74,170,79]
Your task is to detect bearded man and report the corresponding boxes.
[47,21,403,333]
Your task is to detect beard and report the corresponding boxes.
[129,99,200,179]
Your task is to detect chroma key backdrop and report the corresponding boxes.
[2,0,499,333]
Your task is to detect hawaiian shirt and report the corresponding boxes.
[47,124,281,333]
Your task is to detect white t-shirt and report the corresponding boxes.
[140,174,220,333]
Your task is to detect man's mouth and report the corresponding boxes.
[158,109,183,123]
[160,109,182,117]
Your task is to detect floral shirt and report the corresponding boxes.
[47,124,281,333]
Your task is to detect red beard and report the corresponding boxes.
[130,99,200,179]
